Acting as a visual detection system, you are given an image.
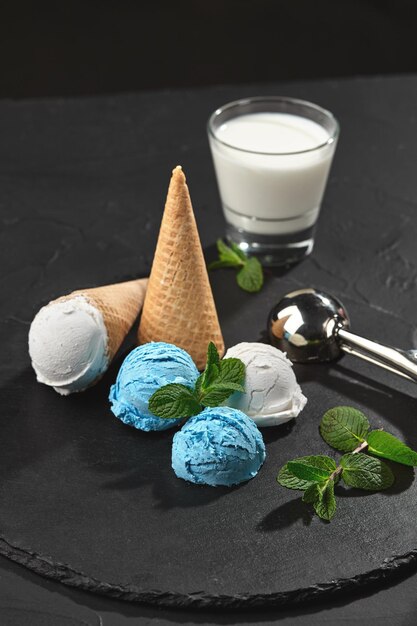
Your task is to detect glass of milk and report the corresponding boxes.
[207,97,339,265]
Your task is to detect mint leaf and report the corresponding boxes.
[340,452,394,490]
[208,240,264,293]
[277,455,337,491]
[290,455,337,473]
[216,381,245,393]
[194,373,203,398]
[230,241,248,263]
[302,482,323,504]
[367,430,417,466]
[207,260,238,270]
[217,239,243,266]
[287,460,334,483]
[204,381,245,396]
[201,382,245,407]
[302,480,337,521]
[206,341,220,370]
[198,342,220,393]
[197,371,242,401]
[217,358,245,385]
[148,384,201,419]
[200,363,219,391]
[236,257,264,293]
[199,351,245,406]
[320,406,370,452]
[277,465,313,491]
[314,480,337,521]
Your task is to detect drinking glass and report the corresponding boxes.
[207,97,339,265]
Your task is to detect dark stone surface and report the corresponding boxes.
[1,76,417,620]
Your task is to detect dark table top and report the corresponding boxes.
[1,74,417,624]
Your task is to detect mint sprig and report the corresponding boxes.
[208,239,264,293]
[277,455,340,521]
[277,455,338,491]
[277,451,394,522]
[148,342,245,420]
[320,406,417,466]
[277,405,416,522]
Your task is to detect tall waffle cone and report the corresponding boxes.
[138,166,224,369]
[59,278,148,361]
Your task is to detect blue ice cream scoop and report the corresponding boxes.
[109,342,199,431]
[172,406,266,486]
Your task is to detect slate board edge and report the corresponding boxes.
[1,535,416,610]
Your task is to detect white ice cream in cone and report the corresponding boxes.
[29,278,148,395]
[138,166,224,370]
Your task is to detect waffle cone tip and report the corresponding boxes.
[168,165,187,194]
[172,164,183,177]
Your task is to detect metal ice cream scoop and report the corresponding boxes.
[268,288,417,383]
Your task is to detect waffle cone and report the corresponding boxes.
[138,166,224,369]
[58,278,148,362]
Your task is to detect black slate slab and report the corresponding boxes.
[1,76,417,610]
[1,279,417,609]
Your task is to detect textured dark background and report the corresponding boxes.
[0,1,417,97]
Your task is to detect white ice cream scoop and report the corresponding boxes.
[29,296,108,395]
[223,342,307,427]
[29,278,147,395]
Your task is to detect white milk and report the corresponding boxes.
[209,112,336,235]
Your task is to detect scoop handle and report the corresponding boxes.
[337,327,417,383]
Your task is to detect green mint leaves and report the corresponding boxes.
[320,406,417,466]
[278,456,339,520]
[278,406,417,522]
[195,341,245,407]
[278,451,394,521]
[320,406,370,452]
[287,459,336,483]
[147,384,201,420]
[366,430,417,466]
[148,342,245,420]
[237,257,264,293]
[278,455,339,521]
[339,453,394,490]
[311,481,336,522]
[208,239,264,293]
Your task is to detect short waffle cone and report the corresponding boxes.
[58,278,148,362]
[137,166,224,369]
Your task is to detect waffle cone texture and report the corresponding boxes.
[138,166,224,369]
[58,278,148,361]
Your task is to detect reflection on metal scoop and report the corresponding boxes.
[268,288,417,383]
